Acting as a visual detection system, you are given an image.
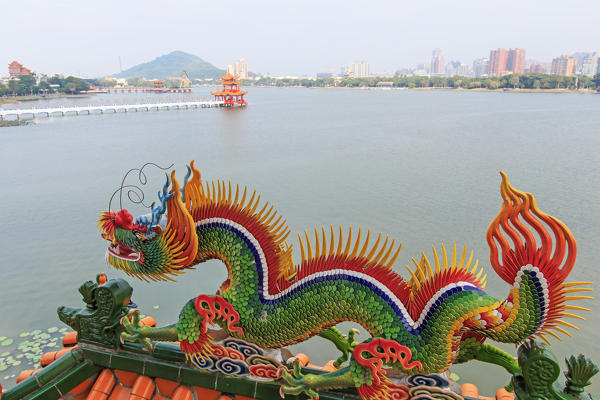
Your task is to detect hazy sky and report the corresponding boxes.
[2,0,598,77]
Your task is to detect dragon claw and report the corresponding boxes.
[120,309,153,350]
[333,328,360,368]
[279,359,321,399]
[292,359,303,378]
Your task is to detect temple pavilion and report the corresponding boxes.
[211,70,247,106]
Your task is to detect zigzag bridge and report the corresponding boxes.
[0,100,227,120]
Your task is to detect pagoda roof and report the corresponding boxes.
[218,71,242,84]
[210,89,248,96]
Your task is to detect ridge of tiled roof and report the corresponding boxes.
[2,330,353,400]
[0,277,357,400]
[0,275,509,400]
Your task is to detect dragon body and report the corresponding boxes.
[98,162,591,399]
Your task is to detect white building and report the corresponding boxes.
[414,63,429,76]
[345,61,370,78]
[455,63,470,76]
[445,61,470,76]
[234,59,248,79]
[430,49,445,76]
[472,58,489,77]
[581,53,598,77]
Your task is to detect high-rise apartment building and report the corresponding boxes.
[430,49,445,76]
[528,64,547,74]
[455,64,470,76]
[345,61,370,78]
[414,64,428,76]
[581,53,598,77]
[234,58,248,79]
[571,52,590,74]
[551,55,578,76]
[473,58,489,77]
[506,48,526,74]
[445,61,470,77]
[488,48,526,75]
[488,48,508,76]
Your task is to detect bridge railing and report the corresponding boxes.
[0,100,228,120]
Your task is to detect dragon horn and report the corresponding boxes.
[162,170,198,269]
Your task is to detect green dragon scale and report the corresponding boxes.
[97,161,592,399]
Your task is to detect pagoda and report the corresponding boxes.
[211,69,247,106]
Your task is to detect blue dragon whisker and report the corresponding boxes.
[181,164,192,201]
[135,174,173,233]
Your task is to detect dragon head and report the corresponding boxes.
[98,170,198,281]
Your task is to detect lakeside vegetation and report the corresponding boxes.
[0,75,90,96]
[2,72,599,105]
[246,73,600,91]
[0,120,28,127]
[87,77,188,89]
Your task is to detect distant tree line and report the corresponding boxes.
[248,73,600,91]
[84,77,188,89]
[0,75,91,96]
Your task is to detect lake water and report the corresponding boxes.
[1,87,598,394]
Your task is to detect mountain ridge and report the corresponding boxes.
[111,51,226,80]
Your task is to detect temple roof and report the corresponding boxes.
[0,277,349,400]
[0,326,348,400]
[0,329,507,400]
[0,276,504,400]
[210,90,248,96]
[218,71,242,85]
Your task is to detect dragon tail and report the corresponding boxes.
[484,172,592,344]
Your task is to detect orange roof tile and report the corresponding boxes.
[173,386,195,400]
[63,331,78,346]
[16,369,40,383]
[90,369,116,397]
[70,377,94,396]
[496,388,515,400]
[155,378,179,397]
[191,386,220,400]
[85,389,108,400]
[131,376,155,399]
[108,384,131,399]
[114,369,138,387]
[41,348,71,366]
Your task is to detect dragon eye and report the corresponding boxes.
[133,231,146,240]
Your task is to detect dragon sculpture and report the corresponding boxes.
[98,161,592,400]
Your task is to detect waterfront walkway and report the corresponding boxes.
[0,100,225,120]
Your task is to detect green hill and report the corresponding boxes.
[112,51,225,80]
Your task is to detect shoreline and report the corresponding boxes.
[0,93,92,105]
[247,85,598,94]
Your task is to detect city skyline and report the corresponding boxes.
[5,46,599,82]
[1,0,599,78]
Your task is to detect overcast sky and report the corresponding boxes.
[1,0,598,77]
